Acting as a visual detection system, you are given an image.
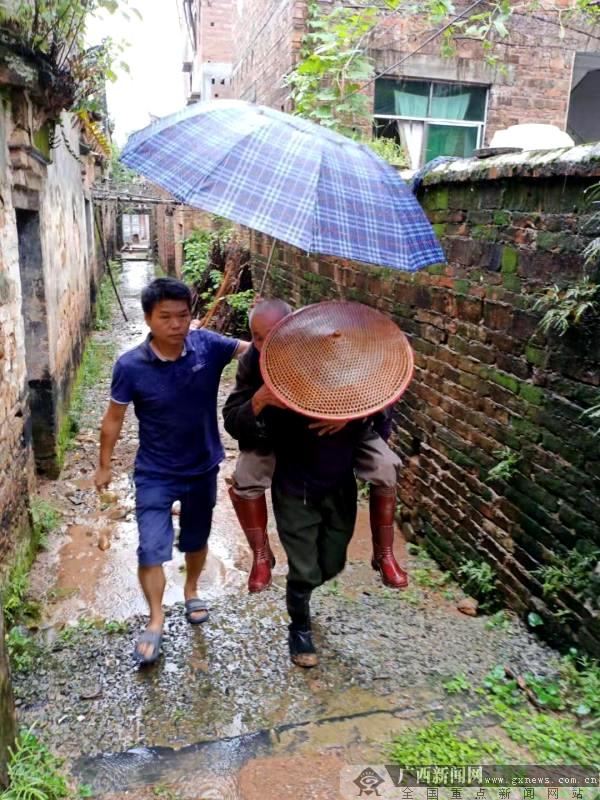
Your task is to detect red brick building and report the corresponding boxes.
[180,0,235,103]
[229,1,600,168]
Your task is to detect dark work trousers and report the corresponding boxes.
[271,477,357,631]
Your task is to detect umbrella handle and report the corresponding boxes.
[258,239,277,297]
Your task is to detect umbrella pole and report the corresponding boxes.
[258,239,277,297]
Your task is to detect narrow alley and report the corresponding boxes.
[13,258,559,799]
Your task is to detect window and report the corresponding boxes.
[374,78,488,169]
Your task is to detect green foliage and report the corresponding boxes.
[481,665,523,707]
[103,619,129,634]
[3,499,60,629]
[5,628,40,673]
[484,610,511,631]
[0,2,135,117]
[356,479,370,502]
[412,567,451,590]
[321,579,340,597]
[457,559,497,610]
[581,398,600,436]
[442,673,472,694]
[109,144,138,185]
[559,651,600,719]
[30,499,60,551]
[285,3,377,136]
[94,260,121,331]
[181,228,232,286]
[287,1,600,135]
[2,730,75,800]
[388,718,504,766]
[57,339,115,462]
[365,136,409,168]
[481,665,600,766]
[224,289,256,326]
[533,278,600,336]
[485,447,520,483]
[534,541,600,604]
[523,673,564,711]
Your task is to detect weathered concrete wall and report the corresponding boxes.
[0,95,36,561]
[250,143,600,655]
[6,100,99,476]
[0,42,109,564]
[39,114,98,439]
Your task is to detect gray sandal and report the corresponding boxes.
[185,598,209,625]
[134,628,163,665]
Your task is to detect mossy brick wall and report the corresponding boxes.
[250,149,600,656]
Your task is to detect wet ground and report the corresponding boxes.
[17,258,561,799]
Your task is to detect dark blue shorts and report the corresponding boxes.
[134,468,218,566]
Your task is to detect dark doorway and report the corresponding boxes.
[16,209,56,474]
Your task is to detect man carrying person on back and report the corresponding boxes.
[223,298,408,596]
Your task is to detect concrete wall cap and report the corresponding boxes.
[422,141,600,185]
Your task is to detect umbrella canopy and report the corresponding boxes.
[121,100,445,272]
[260,301,414,420]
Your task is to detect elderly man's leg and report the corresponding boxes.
[318,477,358,584]
[229,450,276,592]
[354,433,408,589]
[272,484,322,668]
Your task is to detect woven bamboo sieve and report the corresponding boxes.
[260,301,414,420]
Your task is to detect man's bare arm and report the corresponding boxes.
[233,340,251,359]
[94,400,128,491]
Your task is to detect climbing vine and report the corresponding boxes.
[285,3,377,136]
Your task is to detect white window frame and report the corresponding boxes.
[374,78,489,167]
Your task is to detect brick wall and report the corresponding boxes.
[0,44,107,564]
[232,1,600,148]
[231,0,307,107]
[369,9,600,146]
[249,144,600,655]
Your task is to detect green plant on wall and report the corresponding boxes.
[485,447,520,484]
[457,559,498,610]
[534,180,600,336]
[533,278,600,336]
[534,541,600,606]
[285,3,378,137]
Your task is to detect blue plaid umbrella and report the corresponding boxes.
[121,100,445,272]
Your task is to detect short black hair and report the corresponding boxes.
[141,278,192,314]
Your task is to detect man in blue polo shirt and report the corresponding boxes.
[94,278,249,664]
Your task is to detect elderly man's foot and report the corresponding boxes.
[372,552,409,588]
[288,627,318,668]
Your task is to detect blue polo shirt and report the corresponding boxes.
[110,329,238,479]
